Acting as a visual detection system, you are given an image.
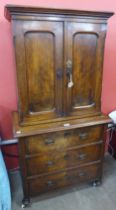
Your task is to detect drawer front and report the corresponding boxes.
[28,163,101,196]
[25,125,103,154]
[26,143,103,176]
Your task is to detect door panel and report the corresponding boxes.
[14,21,63,123]
[73,33,97,108]
[64,22,106,117]
[25,32,55,113]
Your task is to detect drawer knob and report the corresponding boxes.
[64,131,71,137]
[44,138,54,145]
[47,161,54,166]
[79,133,88,140]
[78,153,87,160]
[47,180,55,187]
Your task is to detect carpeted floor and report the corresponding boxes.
[10,154,116,210]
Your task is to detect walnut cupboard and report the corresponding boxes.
[5,5,113,207]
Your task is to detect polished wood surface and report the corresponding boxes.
[26,143,103,176]
[28,163,101,196]
[25,125,103,154]
[5,5,113,125]
[65,22,106,116]
[5,5,113,205]
[12,20,63,121]
[12,112,111,138]
[5,5,113,21]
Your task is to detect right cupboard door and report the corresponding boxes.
[64,22,106,118]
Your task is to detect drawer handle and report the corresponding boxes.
[64,131,71,137]
[77,153,87,160]
[46,180,55,187]
[64,154,70,160]
[47,161,54,167]
[79,133,88,140]
[78,172,86,177]
[44,138,55,145]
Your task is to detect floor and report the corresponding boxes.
[10,154,116,210]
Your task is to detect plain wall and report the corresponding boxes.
[0,0,116,169]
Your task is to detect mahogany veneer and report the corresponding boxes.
[5,5,113,207]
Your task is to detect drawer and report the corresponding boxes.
[26,143,103,176]
[28,163,101,196]
[25,125,103,154]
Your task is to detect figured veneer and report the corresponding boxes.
[5,5,113,206]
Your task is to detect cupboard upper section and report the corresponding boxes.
[5,6,114,126]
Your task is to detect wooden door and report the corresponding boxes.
[64,22,106,117]
[13,21,63,123]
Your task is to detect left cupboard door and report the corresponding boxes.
[13,21,64,124]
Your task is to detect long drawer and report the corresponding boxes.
[28,163,101,196]
[26,143,103,176]
[25,125,103,154]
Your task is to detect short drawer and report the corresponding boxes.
[28,163,101,196]
[26,143,103,176]
[25,125,103,154]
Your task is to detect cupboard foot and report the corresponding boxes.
[21,198,30,208]
[90,179,102,187]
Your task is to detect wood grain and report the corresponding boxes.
[5,5,113,203]
[28,163,101,196]
[25,125,103,155]
[5,6,113,124]
[26,143,103,176]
